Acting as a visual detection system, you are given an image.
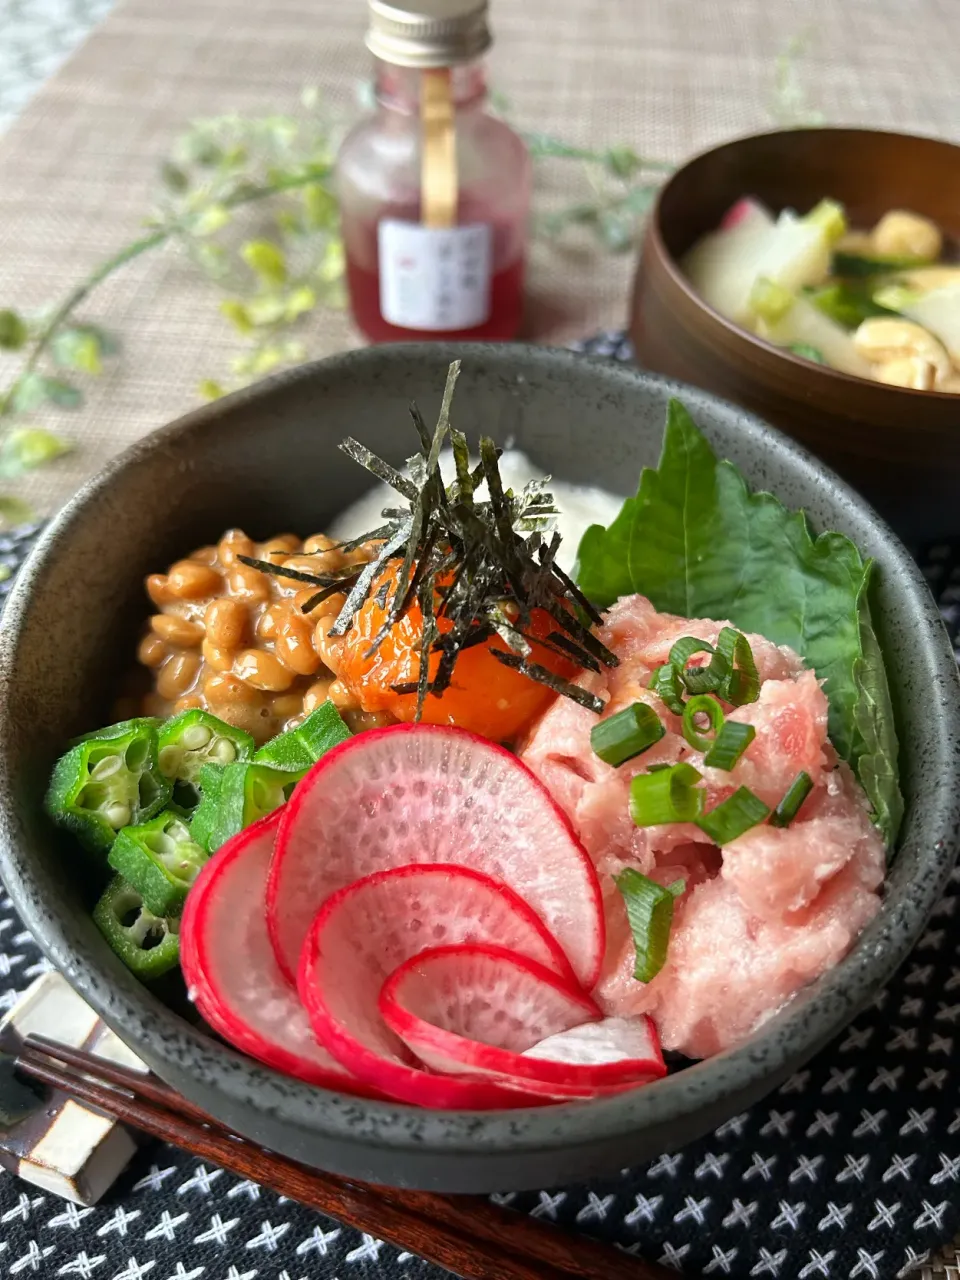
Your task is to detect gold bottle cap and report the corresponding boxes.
[366,0,491,69]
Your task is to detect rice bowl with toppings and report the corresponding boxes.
[36,357,911,1113]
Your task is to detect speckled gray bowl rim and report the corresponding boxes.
[1,343,958,1164]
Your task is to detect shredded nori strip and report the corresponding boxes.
[305,359,618,720]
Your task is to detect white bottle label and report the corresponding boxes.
[378,220,492,332]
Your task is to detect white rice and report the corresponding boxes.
[330,449,624,573]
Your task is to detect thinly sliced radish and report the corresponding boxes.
[270,724,604,989]
[297,876,584,1108]
[180,812,370,1094]
[522,1016,666,1079]
[380,946,665,1099]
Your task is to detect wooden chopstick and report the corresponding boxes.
[18,1036,673,1280]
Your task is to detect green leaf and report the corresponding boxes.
[807,282,894,329]
[198,379,225,400]
[575,399,902,847]
[316,239,344,284]
[787,342,826,364]
[179,135,223,167]
[536,204,601,238]
[52,327,103,374]
[597,209,635,253]
[0,426,72,478]
[850,590,903,847]
[0,495,34,528]
[194,242,230,278]
[0,309,28,350]
[10,372,82,413]
[302,183,337,230]
[244,295,287,326]
[160,161,190,192]
[191,204,231,236]
[220,300,253,335]
[242,239,287,285]
[285,285,316,320]
[523,132,602,163]
[230,345,289,377]
[604,145,643,179]
[78,323,119,356]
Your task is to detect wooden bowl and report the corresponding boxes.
[630,127,960,543]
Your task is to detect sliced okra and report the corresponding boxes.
[92,874,180,980]
[45,719,171,855]
[204,761,304,853]
[157,710,254,811]
[253,700,350,773]
[107,809,208,916]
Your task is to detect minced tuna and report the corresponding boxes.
[520,593,885,1059]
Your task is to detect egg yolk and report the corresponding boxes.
[337,567,578,742]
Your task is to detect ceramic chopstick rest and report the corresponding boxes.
[0,971,148,1205]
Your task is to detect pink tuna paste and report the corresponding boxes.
[520,594,885,1059]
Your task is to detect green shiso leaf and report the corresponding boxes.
[574,399,902,848]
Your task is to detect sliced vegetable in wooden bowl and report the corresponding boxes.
[631,127,960,542]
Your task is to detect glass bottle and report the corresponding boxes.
[336,0,531,343]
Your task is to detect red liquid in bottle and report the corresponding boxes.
[337,55,531,343]
[346,235,525,343]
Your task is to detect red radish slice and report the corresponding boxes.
[297,873,583,1108]
[521,1017,666,1082]
[380,945,665,1099]
[270,724,604,989]
[180,812,371,1095]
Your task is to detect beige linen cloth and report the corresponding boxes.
[0,0,958,516]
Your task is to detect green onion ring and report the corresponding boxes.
[681,695,725,751]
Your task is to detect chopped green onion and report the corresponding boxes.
[668,636,714,669]
[805,198,847,243]
[872,283,920,312]
[629,762,703,827]
[615,868,679,982]
[696,787,770,844]
[666,878,686,898]
[647,763,673,773]
[715,627,760,706]
[649,663,685,715]
[704,721,756,771]
[591,702,665,767]
[749,276,794,324]
[681,694,724,751]
[770,771,814,827]
[787,343,826,365]
[668,636,730,695]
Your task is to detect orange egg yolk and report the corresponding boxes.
[337,567,578,742]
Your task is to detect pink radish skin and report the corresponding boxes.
[180,812,372,1095]
[297,872,588,1108]
[521,1016,666,1084]
[378,945,663,1099]
[720,197,773,232]
[378,942,670,1100]
[270,724,605,989]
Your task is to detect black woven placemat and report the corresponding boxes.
[0,340,957,1279]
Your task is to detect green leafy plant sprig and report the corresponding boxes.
[0,38,822,527]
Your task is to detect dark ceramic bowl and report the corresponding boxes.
[0,344,957,1192]
[630,127,960,544]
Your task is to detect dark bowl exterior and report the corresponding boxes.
[630,127,960,544]
[0,344,957,1192]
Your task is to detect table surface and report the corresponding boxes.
[2,0,960,519]
[1,2,960,1277]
